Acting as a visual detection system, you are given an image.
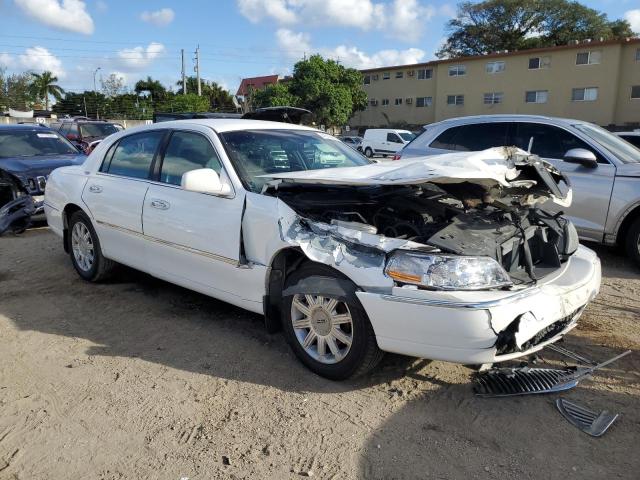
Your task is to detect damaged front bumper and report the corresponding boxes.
[0,195,40,235]
[355,245,601,364]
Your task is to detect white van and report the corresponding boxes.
[360,129,415,157]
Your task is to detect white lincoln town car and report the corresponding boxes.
[44,120,601,380]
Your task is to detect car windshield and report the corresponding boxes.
[399,132,415,142]
[0,130,78,157]
[79,123,119,138]
[573,123,640,164]
[220,129,372,193]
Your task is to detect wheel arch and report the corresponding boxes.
[61,203,90,253]
[615,203,640,248]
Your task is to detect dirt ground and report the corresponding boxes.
[1,227,639,480]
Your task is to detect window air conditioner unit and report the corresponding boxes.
[407,70,414,76]
[372,74,379,81]
[405,98,413,104]
[371,100,378,106]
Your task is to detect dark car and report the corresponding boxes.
[0,125,85,234]
[50,119,122,154]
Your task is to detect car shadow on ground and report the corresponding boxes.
[0,229,434,394]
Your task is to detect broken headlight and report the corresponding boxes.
[385,251,513,290]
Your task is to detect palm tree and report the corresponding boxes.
[30,71,65,111]
[134,76,167,102]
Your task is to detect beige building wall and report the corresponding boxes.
[351,39,640,129]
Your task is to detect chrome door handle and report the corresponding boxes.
[150,199,170,210]
[88,184,103,193]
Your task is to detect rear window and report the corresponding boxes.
[102,131,164,179]
[79,123,119,138]
[429,123,509,151]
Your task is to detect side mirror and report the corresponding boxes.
[564,148,597,168]
[181,168,232,196]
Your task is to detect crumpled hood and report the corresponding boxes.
[0,154,86,177]
[265,147,571,206]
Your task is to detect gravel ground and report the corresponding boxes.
[1,227,639,480]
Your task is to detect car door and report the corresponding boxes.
[141,128,248,299]
[81,130,166,268]
[510,122,616,242]
[385,132,404,153]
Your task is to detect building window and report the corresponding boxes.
[571,87,598,101]
[448,65,466,77]
[525,90,548,104]
[417,68,432,79]
[382,98,390,106]
[363,75,371,85]
[576,51,601,65]
[483,92,503,104]
[416,96,432,107]
[528,56,551,69]
[395,71,403,79]
[631,86,640,99]
[394,98,403,106]
[369,99,378,106]
[383,72,390,80]
[486,61,505,74]
[447,94,464,105]
[636,49,640,61]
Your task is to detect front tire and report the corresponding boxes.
[364,147,373,158]
[624,217,640,267]
[67,211,116,281]
[282,263,383,380]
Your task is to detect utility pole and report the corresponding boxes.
[181,49,186,94]
[93,66,101,120]
[194,46,202,96]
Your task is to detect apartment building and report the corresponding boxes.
[350,38,640,129]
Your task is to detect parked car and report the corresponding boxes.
[397,115,640,266]
[360,128,415,158]
[338,135,362,149]
[0,124,85,234]
[44,120,600,379]
[50,119,122,154]
[615,131,640,149]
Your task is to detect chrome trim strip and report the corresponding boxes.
[378,289,541,309]
[96,220,239,266]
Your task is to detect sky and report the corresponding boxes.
[0,0,638,95]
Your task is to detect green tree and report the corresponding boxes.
[252,83,299,109]
[176,76,236,111]
[101,73,126,98]
[286,55,367,127]
[156,93,209,113]
[29,71,64,111]
[134,76,167,102]
[437,0,636,58]
[0,71,36,110]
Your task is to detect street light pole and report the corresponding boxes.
[93,67,101,120]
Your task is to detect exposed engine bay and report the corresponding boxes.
[0,169,38,235]
[264,148,578,286]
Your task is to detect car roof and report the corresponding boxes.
[426,114,589,128]
[131,118,318,134]
[616,131,640,136]
[0,124,53,131]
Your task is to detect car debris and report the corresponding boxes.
[474,349,631,397]
[555,398,619,437]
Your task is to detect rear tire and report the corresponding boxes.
[282,263,383,380]
[364,147,373,158]
[67,210,116,282]
[624,217,640,267]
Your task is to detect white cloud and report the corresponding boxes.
[14,0,94,35]
[0,53,15,68]
[237,0,297,24]
[140,8,175,27]
[238,0,442,41]
[624,9,640,33]
[18,46,66,78]
[116,42,166,70]
[276,28,425,69]
[438,3,456,18]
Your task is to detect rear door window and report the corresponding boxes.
[159,131,222,186]
[429,123,509,151]
[387,133,402,143]
[512,122,605,162]
[104,131,164,179]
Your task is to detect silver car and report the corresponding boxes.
[398,115,640,266]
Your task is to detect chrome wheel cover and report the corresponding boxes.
[291,294,353,364]
[71,222,95,272]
